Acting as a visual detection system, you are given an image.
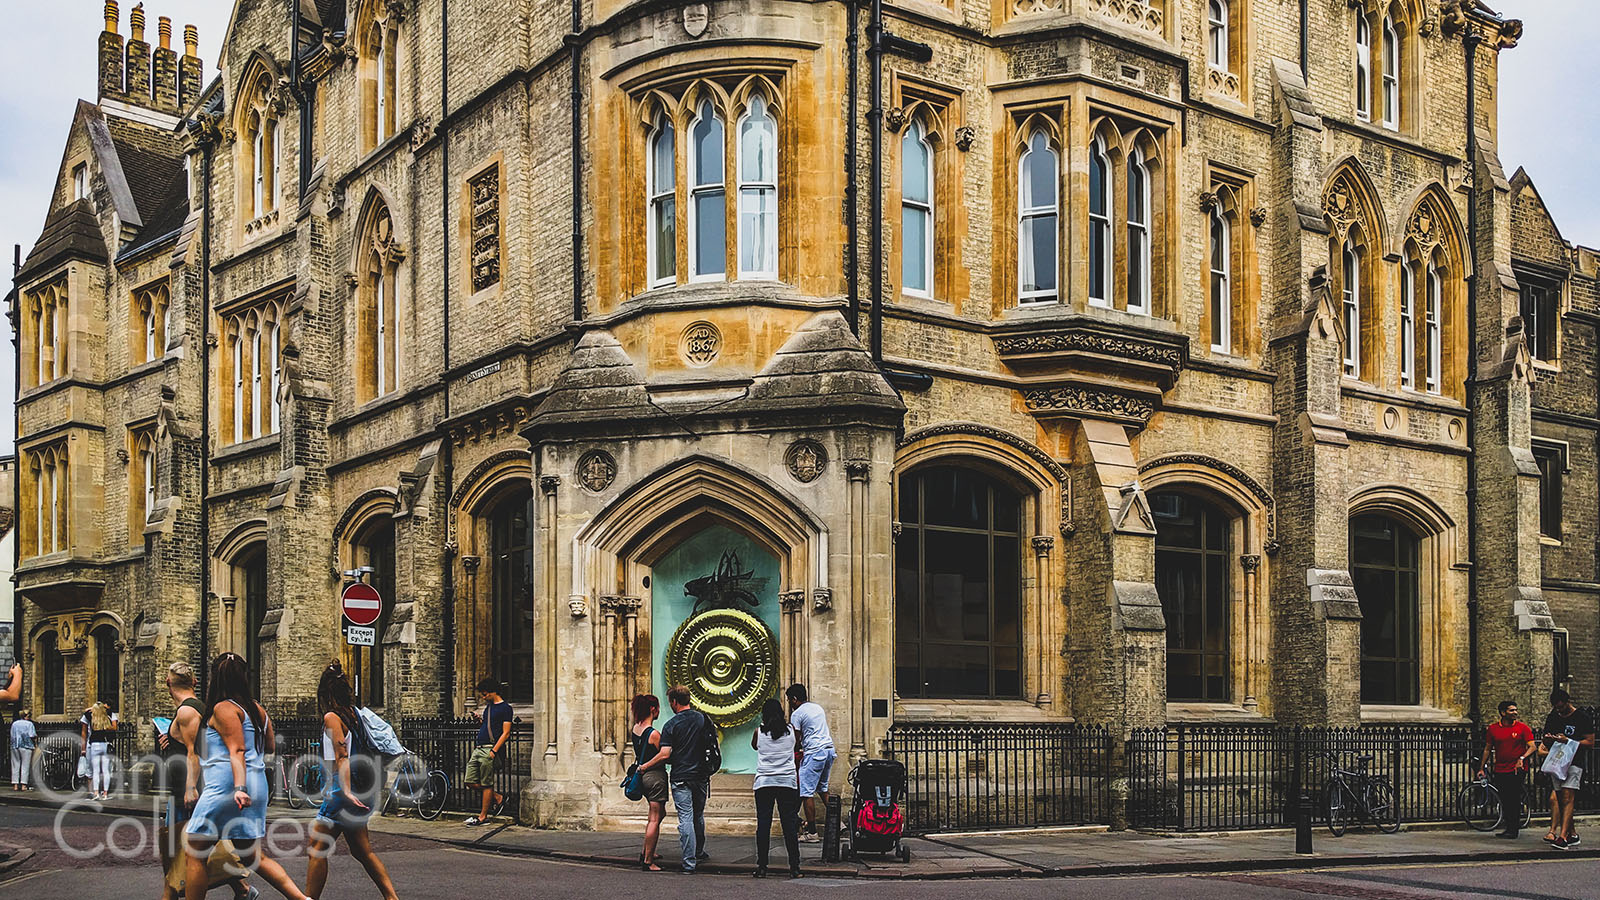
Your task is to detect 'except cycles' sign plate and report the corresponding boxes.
[346,625,376,646]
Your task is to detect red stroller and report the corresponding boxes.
[841,758,910,862]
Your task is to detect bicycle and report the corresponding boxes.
[1324,751,1400,836]
[1459,766,1534,832]
[37,734,86,795]
[382,751,450,821]
[271,752,327,809]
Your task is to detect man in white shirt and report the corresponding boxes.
[786,683,836,842]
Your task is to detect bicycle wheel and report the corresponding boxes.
[416,771,449,821]
[1367,779,1401,834]
[1521,782,1535,829]
[1326,781,1350,836]
[1459,781,1500,831]
[288,757,326,809]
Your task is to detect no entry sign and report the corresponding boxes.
[341,582,384,627]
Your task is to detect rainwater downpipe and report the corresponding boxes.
[867,0,883,363]
[1299,0,1308,79]
[846,0,860,336]
[570,0,584,324]
[11,245,21,677]
[439,0,456,713]
[198,137,214,686]
[1464,28,1482,726]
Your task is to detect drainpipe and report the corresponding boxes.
[1299,0,1309,79]
[867,0,883,363]
[1463,27,1482,727]
[439,0,456,714]
[846,0,860,336]
[569,0,584,324]
[11,245,21,680]
[198,134,214,688]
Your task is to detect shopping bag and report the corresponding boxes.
[1542,738,1579,781]
[76,755,91,778]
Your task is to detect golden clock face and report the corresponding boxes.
[663,608,778,728]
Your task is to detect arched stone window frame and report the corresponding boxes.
[1397,185,1468,401]
[232,56,284,236]
[23,441,70,559]
[1086,116,1170,319]
[335,488,403,708]
[1354,10,1373,121]
[353,190,405,404]
[1203,180,1255,356]
[87,614,125,710]
[131,278,169,367]
[448,451,535,712]
[1139,454,1274,715]
[128,423,157,547]
[1348,484,1464,716]
[356,0,404,153]
[899,115,936,299]
[896,424,1070,717]
[218,298,285,446]
[22,276,68,389]
[1017,118,1062,306]
[1323,162,1386,382]
[31,626,66,717]
[887,74,965,308]
[212,519,271,693]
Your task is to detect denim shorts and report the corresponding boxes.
[797,748,836,797]
[316,787,375,833]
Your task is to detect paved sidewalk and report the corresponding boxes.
[5,791,1599,879]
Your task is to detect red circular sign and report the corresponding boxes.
[341,582,384,627]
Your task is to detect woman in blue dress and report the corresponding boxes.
[183,653,313,900]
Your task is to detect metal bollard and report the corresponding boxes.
[822,794,843,862]
[1296,791,1314,854]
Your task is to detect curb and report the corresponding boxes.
[0,846,35,875]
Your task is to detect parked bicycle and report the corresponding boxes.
[1458,766,1535,832]
[36,732,85,795]
[269,751,327,809]
[1324,751,1400,835]
[382,751,450,821]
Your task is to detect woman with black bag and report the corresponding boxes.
[628,694,669,872]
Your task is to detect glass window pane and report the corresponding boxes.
[738,187,776,275]
[902,206,929,293]
[1021,214,1057,296]
[653,123,674,188]
[896,641,920,697]
[1089,148,1106,215]
[654,197,675,280]
[994,645,1020,699]
[993,488,1020,533]
[922,529,988,642]
[740,99,774,184]
[993,536,1020,646]
[903,125,930,205]
[1127,159,1145,222]
[922,467,988,529]
[1023,138,1056,210]
[896,527,920,643]
[692,106,723,186]
[922,644,989,698]
[693,190,725,275]
[1090,222,1106,299]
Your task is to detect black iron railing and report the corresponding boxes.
[885,722,1114,833]
[399,715,533,821]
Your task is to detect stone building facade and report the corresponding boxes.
[8,0,1585,826]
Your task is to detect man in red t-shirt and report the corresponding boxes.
[1482,700,1535,838]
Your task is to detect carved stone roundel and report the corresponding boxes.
[576,450,617,493]
[681,321,721,367]
[785,439,828,483]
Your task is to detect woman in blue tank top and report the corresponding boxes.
[182,653,313,900]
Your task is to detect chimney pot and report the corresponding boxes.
[184,24,198,57]
[158,16,171,50]
[104,0,119,34]
[130,3,145,41]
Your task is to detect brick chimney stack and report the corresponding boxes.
[125,4,151,103]
[178,24,203,109]
[152,16,178,111]
[98,0,124,101]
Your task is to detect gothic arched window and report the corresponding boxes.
[361,2,401,151]
[647,113,676,287]
[1351,514,1420,705]
[1018,129,1059,304]
[1154,491,1233,702]
[1210,205,1232,353]
[737,93,778,279]
[1207,0,1229,70]
[901,118,934,297]
[358,200,402,402]
[688,99,726,280]
[1088,135,1112,307]
[1126,147,1151,315]
[1355,15,1373,121]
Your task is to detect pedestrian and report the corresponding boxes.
[80,699,119,800]
[158,661,253,900]
[182,652,313,900]
[628,694,668,872]
[0,660,20,705]
[463,677,512,827]
[1480,699,1534,839]
[786,683,835,841]
[305,662,400,900]
[1538,688,1595,850]
[639,684,717,874]
[10,710,35,791]
[750,698,802,879]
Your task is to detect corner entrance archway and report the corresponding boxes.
[649,524,782,774]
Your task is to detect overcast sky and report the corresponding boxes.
[0,1,1595,450]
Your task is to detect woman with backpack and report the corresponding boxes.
[629,694,668,871]
[749,698,802,878]
[305,662,399,900]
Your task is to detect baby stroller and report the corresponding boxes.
[842,758,910,862]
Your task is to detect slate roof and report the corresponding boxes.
[19,200,107,282]
[104,115,186,235]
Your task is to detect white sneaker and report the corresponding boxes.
[464,816,484,826]
[798,830,821,843]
